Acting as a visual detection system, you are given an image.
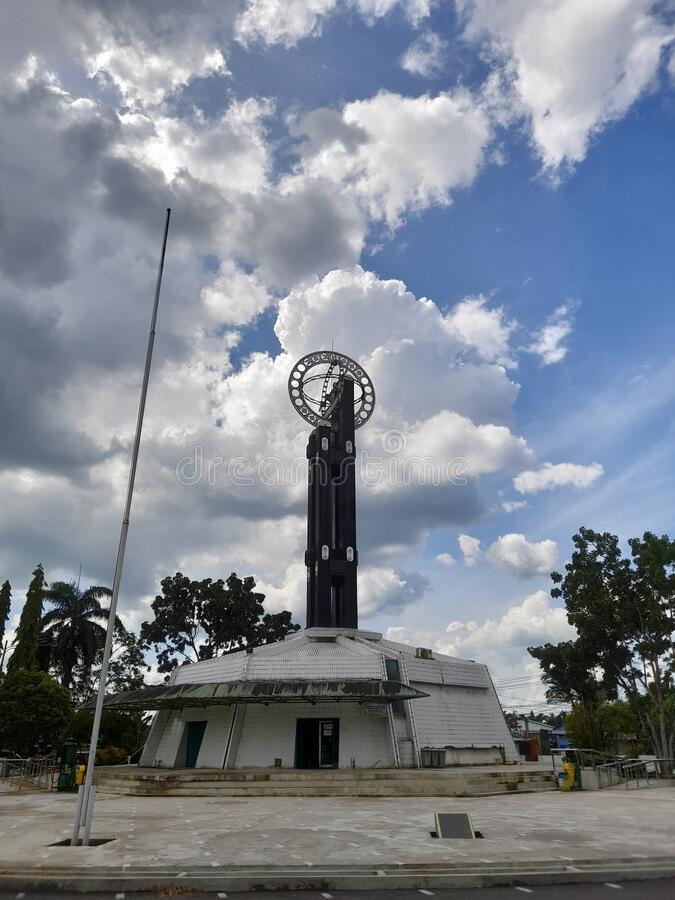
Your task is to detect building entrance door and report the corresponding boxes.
[295,718,340,768]
[184,721,207,768]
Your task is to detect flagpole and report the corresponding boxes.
[73,208,171,846]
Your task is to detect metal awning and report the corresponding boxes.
[90,679,429,710]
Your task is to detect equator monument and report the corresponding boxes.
[99,351,517,772]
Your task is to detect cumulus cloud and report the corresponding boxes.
[235,0,433,47]
[201,263,272,326]
[445,295,517,368]
[513,462,604,494]
[386,589,575,694]
[526,303,575,365]
[457,0,674,169]
[458,534,482,567]
[400,30,447,78]
[436,552,456,566]
[485,533,557,579]
[294,89,492,227]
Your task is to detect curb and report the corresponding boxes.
[1,857,674,892]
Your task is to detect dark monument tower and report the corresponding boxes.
[288,352,376,628]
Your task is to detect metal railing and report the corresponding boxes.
[552,749,674,790]
[620,757,673,790]
[0,757,60,792]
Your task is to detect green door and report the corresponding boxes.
[185,721,207,768]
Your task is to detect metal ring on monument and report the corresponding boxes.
[288,350,376,429]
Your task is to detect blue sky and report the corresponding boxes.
[1,0,675,709]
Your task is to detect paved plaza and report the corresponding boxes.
[0,783,674,890]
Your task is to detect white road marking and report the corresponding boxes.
[321,893,333,898]
[514,889,533,894]
[419,891,434,896]
[604,885,622,890]
[115,894,126,899]
[211,862,220,867]
[217,893,227,898]
[16,893,26,899]
[177,872,187,877]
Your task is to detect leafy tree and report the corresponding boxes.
[565,700,643,754]
[529,528,675,761]
[74,626,149,704]
[41,580,119,690]
[528,639,609,706]
[71,708,149,763]
[0,670,72,756]
[7,565,46,673]
[0,580,11,667]
[141,571,300,674]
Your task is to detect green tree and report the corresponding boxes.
[529,528,675,761]
[7,565,46,673]
[74,627,149,704]
[140,571,300,675]
[71,708,149,763]
[41,580,118,690]
[0,580,11,668]
[0,670,72,756]
[565,700,642,753]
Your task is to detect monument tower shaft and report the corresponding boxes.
[305,377,358,628]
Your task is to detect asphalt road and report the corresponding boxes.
[2,880,675,900]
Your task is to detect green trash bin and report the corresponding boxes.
[57,770,74,792]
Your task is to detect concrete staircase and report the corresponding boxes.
[95,764,556,797]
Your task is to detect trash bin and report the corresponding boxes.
[57,771,74,792]
[75,764,85,786]
[558,770,572,792]
[562,762,575,790]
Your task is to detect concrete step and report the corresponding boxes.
[95,764,553,782]
[95,766,556,797]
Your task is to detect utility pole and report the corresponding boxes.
[72,209,171,846]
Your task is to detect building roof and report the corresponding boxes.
[161,627,491,689]
[95,679,429,710]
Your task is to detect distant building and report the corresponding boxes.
[511,717,561,758]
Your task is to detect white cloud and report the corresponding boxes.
[485,533,557,579]
[513,461,604,494]
[275,266,525,427]
[442,590,573,654]
[436,552,456,566]
[526,303,575,365]
[386,590,575,700]
[445,295,517,368]
[458,534,482,567]
[295,89,492,227]
[502,499,527,513]
[201,263,272,326]
[400,30,447,78]
[458,0,674,169]
[235,0,433,47]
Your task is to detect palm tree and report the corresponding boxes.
[41,581,122,690]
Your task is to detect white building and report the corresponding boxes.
[104,626,518,769]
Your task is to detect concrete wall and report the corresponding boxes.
[232,702,395,769]
[150,707,235,768]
